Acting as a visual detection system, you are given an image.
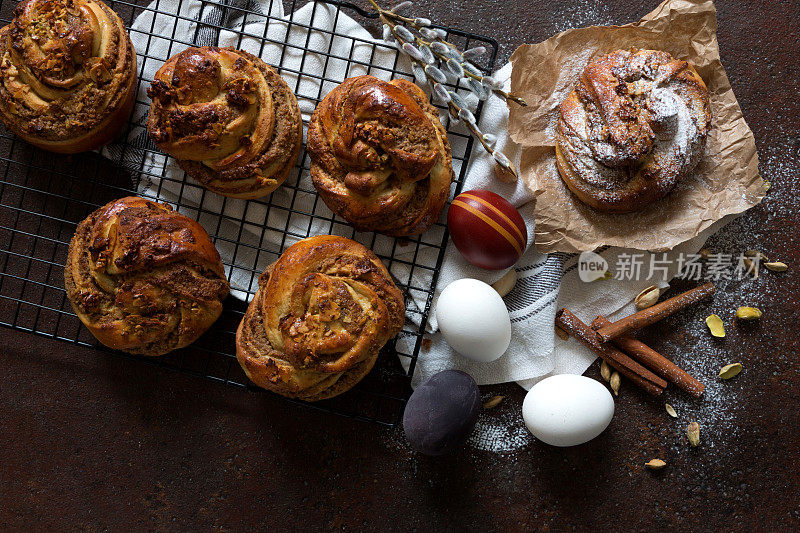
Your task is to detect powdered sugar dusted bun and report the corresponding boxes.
[556,49,711,213]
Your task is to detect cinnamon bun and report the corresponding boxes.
[65,197,230,356]
[147,46,303,199]
[0,0,137,153]
[556,49,712,213]
[236,235,405,401]
[307,75,454,236]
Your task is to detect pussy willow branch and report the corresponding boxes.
[366,0,523,180]
[375,2,528,106]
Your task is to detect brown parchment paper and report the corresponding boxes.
[508,0,766,253]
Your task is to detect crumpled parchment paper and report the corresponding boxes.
[508,0,766,253]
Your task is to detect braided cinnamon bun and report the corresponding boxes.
[556,49,712,213]
[65,197,230,356]
[307,75,453,236]
[236,236,405,401]
[147,46,302,199]
[0,0,137,153]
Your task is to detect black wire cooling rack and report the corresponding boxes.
[0,0,497,426]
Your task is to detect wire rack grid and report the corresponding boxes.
[0,0,498,425]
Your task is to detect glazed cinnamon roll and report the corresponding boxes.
[307,75,454,236]
[556,49,712,213]
[0,0,137,153]
[65,197,230,356]
[147,46,302,199]
[236,236,405,401]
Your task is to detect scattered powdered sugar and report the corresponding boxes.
[468,401,533,453]
[653,310,747,451]
[544,2,618,34]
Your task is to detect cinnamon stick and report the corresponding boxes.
[591,316,705,398]
[555,309,666,396]
[594,282,715,343]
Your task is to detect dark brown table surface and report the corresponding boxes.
[2,0,800,530]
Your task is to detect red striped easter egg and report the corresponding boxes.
[447,190,527,270]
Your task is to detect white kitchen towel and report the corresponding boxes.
[111,0,727,390]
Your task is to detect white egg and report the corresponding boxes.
[522,374,614,447]
[435,278,511,363]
